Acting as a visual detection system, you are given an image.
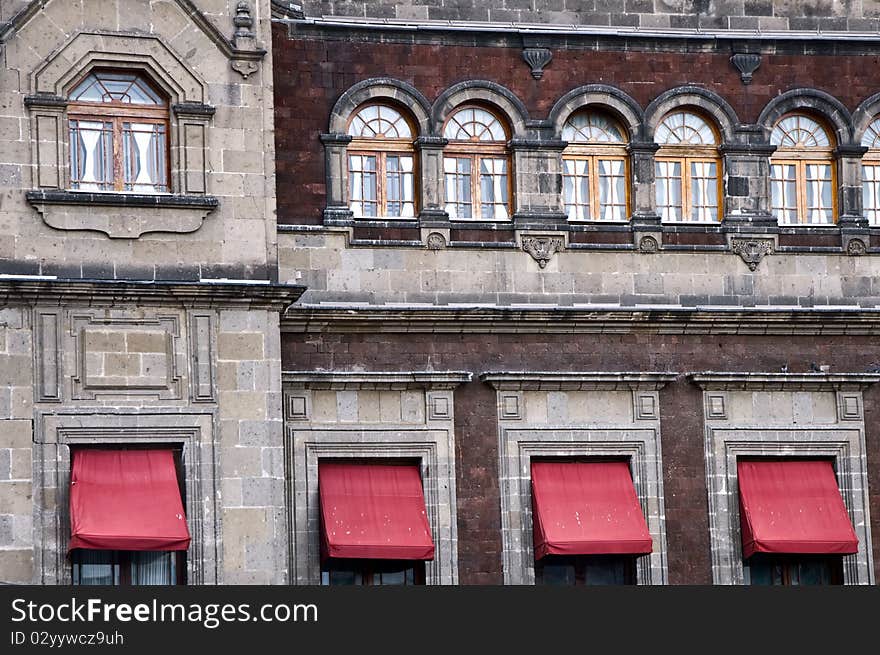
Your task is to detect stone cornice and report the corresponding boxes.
[480,371,677,391]
[0,279,305,311]
[689,372,880,391]
[282,370,473,389]
[281,305,880,336]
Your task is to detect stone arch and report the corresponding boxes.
[758,89,853,146]
[328,78,432,136]
[33,32,206,104]
[645,86,740,144]
[431,80,529,138]
[548,84,644,142]
[853,93,880,146]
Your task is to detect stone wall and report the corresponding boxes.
[281,328,880,584]
[295,0,880,31]
[1,0,277,281]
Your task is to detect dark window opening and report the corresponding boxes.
[321,559,426,586]
[745,554,843,586]
[535,554,636,586]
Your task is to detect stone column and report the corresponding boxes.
[627,141,662,250]
[319,132,353,225]
[415,135,448,226]
[509,138,567,230]
[835,144,870,253]
[719,141,778,228]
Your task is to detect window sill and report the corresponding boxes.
[26,190,219,239]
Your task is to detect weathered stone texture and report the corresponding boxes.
[296,0,880,29]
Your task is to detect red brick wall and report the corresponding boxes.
[283,330,880,584]
[272,23,880,224]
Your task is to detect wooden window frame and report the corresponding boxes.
[346,103,418,219]
[655,149,723,223]
[770,155,838,224]
[68,79,170,193]
[443,105,512,221]
[562,151,630,222]
[861,145,880,225]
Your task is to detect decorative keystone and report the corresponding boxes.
[522,48,553,80]
[730,237,774,271]
[730,53,761,85]
[522,236,564,268]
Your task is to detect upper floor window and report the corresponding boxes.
[347,104,416,218]
[862,118,880,226]
[68,71,169,193]
[655,111,721,222]
[443,106,510,220]
[770,114,836,224]
[562,111,629,222]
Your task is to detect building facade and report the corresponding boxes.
[2,0,880,585]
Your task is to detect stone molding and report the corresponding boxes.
[481,372,678,391]
[281,370,472,389]
[0,280,305,311]
[689,372,880,391]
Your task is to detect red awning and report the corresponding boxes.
[531,460,653,559]
[69,449,190,552]
[319,461,435,560]
[737,459,859,558]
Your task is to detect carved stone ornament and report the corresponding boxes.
[730,237,774,271]
[522,236,564,268]
[638,236,659,254]
[730,53,761,85]
[847,238,867,256]
[426,232,447,250]
[522,48,553,80]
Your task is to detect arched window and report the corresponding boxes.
[770,114,836,224]
[561,111,629,221]
[68,70,169,192]
[443,106,510,220]
[654,111,721,222]
[862,118,880,226]
[346,104,416,218]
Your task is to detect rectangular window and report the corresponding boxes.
[122,122,168,192]
[689,160,718,221]
[597,158,627,221]
[771,163,799,223]
[864,164,880,225]
[655,160,683,221]
[444,156,472,219]
[321,559,426,586]
[385,155,415,218]
[72,549,184,586]
[563,158,591,220]
[479,157,509,219]
[772,161,834,224]
[69,120,114,191]
[805,163,833,224]
[535,555,636,586]
[348,154,378,217]
[745,554,843,586]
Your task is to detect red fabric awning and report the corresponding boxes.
[531,460,653,559]
[319,461,435,561]
[69,449,191,552]
[737,459,859,558]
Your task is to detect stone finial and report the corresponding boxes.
[234,1,255,40]
[522,48,553,80]
[730,53,761,85]
[730,237,773,271]
[522,236,564,268]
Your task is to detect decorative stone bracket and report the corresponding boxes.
[730,236,774,271]
[522,48,553,80]
[730,53,761,85]
[521,234,564,268]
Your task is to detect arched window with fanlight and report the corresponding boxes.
[770,114,836,224]
[862,118,880,226]
[68,70,169,193]
[443,106,510,220]
[561,111,629,221]
[654,111,721,222]
[346,104,416,218]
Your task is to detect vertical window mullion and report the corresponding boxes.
[589,157,600,220]
[113,118,124,192]
[472,154,481,219]
[377,153,386,217]
[682,158,691,219]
